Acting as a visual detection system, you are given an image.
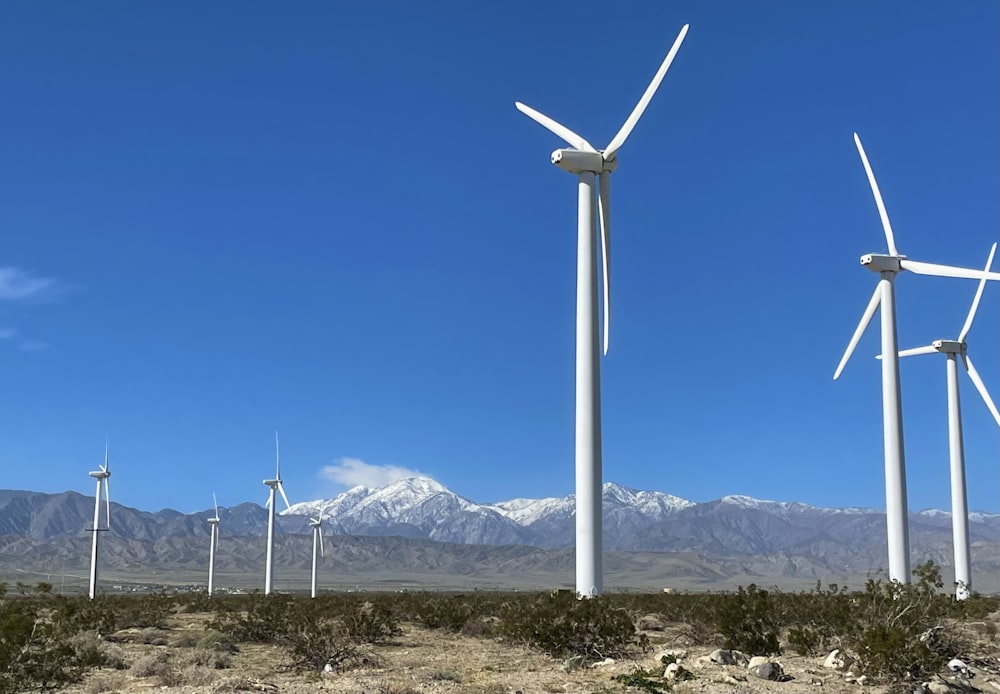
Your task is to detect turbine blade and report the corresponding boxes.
[853,133,898,257]
[514,102,596,152]
[213,492,219,518]
[834,283,882,380]
[604,24,689,158]
[274,431,280,479]
[319,530,325,557]
[598,173,611,356]
[277,482,291,511]
[264,494,272,508]
[958,242,997,342]
[104,438,109,472]
[900,259,1000,281]
[874,344,938,360]
[898,345,938,358]
[965,357,1000,427]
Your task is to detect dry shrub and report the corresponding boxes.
[83,671,126,694]
[131,652,172,679]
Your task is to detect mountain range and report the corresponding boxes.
[1,479,998,592]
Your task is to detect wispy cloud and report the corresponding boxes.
[19,339,48,352]
[319,457,425,489]
[0,328,16,340]
[0,267,57,301]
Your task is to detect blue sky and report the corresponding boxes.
[0,1,997,516]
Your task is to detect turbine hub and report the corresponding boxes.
[860,254,902,273]
[551,148,605,174]
[263,479,279,487]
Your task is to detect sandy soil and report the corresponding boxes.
[59,613,1000,694]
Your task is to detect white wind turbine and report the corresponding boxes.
[880,242,1000,600]
[207,493,221,596]
[309,511,325,599]
[515,25,689,598]
[833,133,1000,584]
[87,442,112,600]
[262,431,292,596]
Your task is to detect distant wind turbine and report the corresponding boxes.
[833,134,1000,585]
[263,431,292,595]
[515,24,689,597]
[879,242,1000,599]
[207,493,221,596]
[87,441,112,600]
[309,511,325,599]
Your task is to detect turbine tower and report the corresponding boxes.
[87,442,112,600]
[207,493,221,596]
[515,25,689,597]
[309,511,325,599]
[833,134,1000,584]
[883,242,1000,599]
[262,431,291,596]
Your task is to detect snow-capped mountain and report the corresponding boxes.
[282,478,697,547]
[3,481,1000,583]
[281,477,1000,566]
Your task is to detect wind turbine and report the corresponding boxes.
[879,242,1000,599]
[207,493,220,596]
[86,442,112,600]
[309,511,325,599]
[263,431,291,595]
[833,133,1000,584]
[515,25,689,597]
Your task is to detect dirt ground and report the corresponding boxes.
[60,612,1000,694]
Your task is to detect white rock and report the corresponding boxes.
[824,649,854,671]
[590,658,615,668]
[748,656,770,669]
[947,658,969,673]
[664,662,681,680]
[710,649,737,665]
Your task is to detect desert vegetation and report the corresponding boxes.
[0,563,997,693]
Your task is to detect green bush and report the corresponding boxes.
[497,592,647,661]
[712,584,781,656]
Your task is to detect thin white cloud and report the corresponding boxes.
[0,328,16,339]
[19,339,48,352]
[0,267,56,301]
[319,457,425,489]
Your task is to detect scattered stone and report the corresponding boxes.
[748,661,784,681]
[732,650,750,667]
[855,675,867,685]
[590,657,615,668]
[723,675,741,685]
[562,655,584,673]
[664,662,681,680]
[710,648,737,665]
[748,656,770,669]
[323,663,333,674]
[809,676,824,686]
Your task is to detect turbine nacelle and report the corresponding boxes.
[89,470,110,480]
[550,149,615,174]
[932,340,964,354]
[861,254,903,273]
[263,479,279,487]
